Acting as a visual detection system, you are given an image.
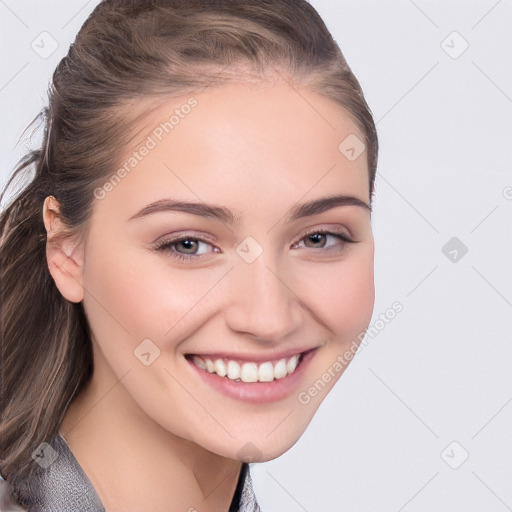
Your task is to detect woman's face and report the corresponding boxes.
[78,81,374,462]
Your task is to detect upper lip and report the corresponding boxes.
[185,346,317,363]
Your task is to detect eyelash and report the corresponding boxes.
[291,228,356,250]
[153,229,357,263]
[153,235,220,262]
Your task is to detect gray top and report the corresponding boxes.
[1,434,261,511]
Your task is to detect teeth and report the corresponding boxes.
[192,356,207,370]
[287,355,299,373]
[227,360,241,380]
[240,363,258,383]
[258,362,274,382]
[214,359,227,377]
[205,359,215,373]
[192,353,302,382]
[274,359,287,379]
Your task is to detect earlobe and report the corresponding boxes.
[43,196,85,303]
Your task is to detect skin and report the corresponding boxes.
[44,80,375,511]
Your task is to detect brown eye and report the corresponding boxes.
[175,239,200,254]
[292,230,356,251]
[154,235,219,262]
[303,233,328,248]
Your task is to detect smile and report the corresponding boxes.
[186,348,317,403]
[191,354,301,383]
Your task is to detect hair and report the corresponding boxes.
[0,0,378,487]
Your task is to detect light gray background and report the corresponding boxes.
[1,1,511,510]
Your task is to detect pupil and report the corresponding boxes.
[179,239,197,253]
[307,233,325,248]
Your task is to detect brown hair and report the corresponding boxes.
[0,0,378,485]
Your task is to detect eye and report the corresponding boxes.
[170,238,210,255]
[153,235,220,262]
[291,229,356,251]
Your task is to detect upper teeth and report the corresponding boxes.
[192,354,300,383]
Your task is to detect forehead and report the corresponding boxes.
[94,81,370,222]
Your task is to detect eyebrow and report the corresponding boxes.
[288,195,371,222]
[128,194,371,224]
[129,198,239,224]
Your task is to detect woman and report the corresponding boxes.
[0,0,378,510]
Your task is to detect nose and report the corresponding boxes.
[223,255,304,344]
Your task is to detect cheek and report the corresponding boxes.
[81,241,226,351]
[80,239,165,362]
[298,251,375,340]
[339,256,375,332]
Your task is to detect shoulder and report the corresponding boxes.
[10,434,104,512]
[0,476,26,511]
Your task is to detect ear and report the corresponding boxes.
[43,196,85,303]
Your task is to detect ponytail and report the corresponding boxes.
[0,122,93,485]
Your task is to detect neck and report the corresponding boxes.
[59,351,242,512]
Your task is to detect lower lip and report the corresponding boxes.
[187,349,317,404]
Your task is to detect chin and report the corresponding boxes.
[195,407,319,464]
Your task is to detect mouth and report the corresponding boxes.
[189,353,302,383]
[185,348,317,403]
